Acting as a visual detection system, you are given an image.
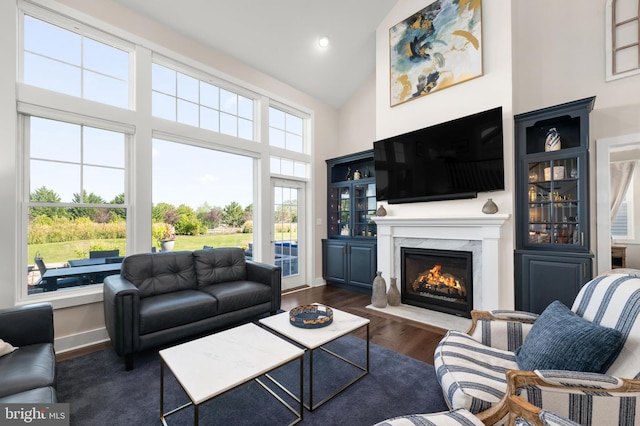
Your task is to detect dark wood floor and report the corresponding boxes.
[281,285,446,365]
[59,285,447,365]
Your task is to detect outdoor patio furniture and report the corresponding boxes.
[89,249,120,259]
[33,257,82,292]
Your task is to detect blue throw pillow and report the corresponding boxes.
[515,300,624,373]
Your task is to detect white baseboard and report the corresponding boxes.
[54,327,110,354]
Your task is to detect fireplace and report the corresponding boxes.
[401,247,473,318]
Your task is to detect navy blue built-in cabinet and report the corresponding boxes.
[322,150,377,293]
[514,97,595,313]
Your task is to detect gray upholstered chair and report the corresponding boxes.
[435,272,640,425]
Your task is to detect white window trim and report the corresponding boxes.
[19,1,136,109]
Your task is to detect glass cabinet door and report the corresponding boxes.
[526,157,582,247]
[354,182,377,237]
[328,184,351,238]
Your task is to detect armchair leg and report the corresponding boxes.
[125,354,134,371]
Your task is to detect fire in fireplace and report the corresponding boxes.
[401,247,473,318]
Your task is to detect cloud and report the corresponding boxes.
[199,174,219,183]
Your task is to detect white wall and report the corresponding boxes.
[338,73,377,155]
[373,0,516,309]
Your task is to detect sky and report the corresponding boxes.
[152,139,253,209]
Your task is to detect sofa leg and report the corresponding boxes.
[125,354,134,371]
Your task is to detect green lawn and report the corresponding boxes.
[28,233,254,265]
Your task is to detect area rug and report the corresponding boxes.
[57,334,449,425]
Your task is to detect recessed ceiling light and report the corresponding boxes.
[318,36,330,48]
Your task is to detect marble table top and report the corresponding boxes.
[159,322,304,405]
[259,304,370,350]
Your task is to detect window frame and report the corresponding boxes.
[152,55,260,140]
[606,0,640,81]
[18,109,133,305]
[18,2,136,110]
[612,166,638,243]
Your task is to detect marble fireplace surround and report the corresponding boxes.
[372,215,509,331]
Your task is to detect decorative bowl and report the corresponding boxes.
[289,305,333,329]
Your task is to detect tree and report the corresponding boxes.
[29,186,67,218]
[208,207,224,228]
[69,191,107,221]
[109,193,126,221]
[197,205,223,229]
[223,201,245,227]
[152,202,178,224]
[243,203,253,222]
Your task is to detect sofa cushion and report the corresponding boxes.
[193,247,247,287]
[0,343,56,398]
[121,251,197,298]
[139,290,218,335]
[515,300,624,373]
[199,281,272,314]
[0,386,57,404]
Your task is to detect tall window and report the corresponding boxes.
[26,116,127,294]
[269,107,304,152]
[607,0,640,79]
[268,106,309,178]
[151,139,254,253]
[22,14,131,109]
[152,63,254,140]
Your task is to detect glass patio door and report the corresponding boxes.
[273,179,305,290]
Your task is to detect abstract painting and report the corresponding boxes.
[389,0,482,107]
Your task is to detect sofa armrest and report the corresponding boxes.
[481,369,640,425]
[0,303,53,347]
[467,309,538,351]
[103,275,140,358]
[246,260,281,313]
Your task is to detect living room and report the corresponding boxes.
[1,0,640,424]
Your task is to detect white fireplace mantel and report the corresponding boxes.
[374,214,510,311]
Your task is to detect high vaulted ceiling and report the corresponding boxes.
[113,0,397,109]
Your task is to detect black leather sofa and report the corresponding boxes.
[103,247,281,370]
[0,303,57,403]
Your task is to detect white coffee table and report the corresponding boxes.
[159,322,305,426]
[259,304,370,410]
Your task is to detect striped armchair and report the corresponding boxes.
[434,273,640,425]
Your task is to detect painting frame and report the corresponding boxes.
[389,0,483,107]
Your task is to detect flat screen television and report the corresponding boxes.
[374,106,504,204]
